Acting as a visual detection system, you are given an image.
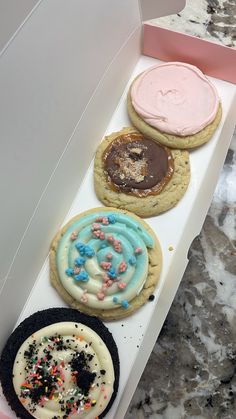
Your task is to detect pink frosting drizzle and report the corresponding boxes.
[131,62,219,136]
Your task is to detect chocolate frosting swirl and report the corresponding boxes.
[103,133,174,196]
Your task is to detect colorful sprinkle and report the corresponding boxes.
[129,256,137,265]
[102,273,110,282]
[75,256,86,266]
[91,223,101,231]
[113,296,119,304]
[106,252,113,260]
[113,239,122,253]
[102,217,109,225]
[97,292,105,301]
[100,261,112,270]
[107,235,114,243]
[108,267,116,279]
[92,229,105,240]
[70,232,78,241]
[118,282,127,290]
[99,231,105,240]
[92,230,102,238]
[118,261,127,273]
[108,214,116,224]
[65,268,74,276]
[121,299,129,309]
[84,245,95,257]
[135,247,142,254]
[80,291,88,303]
[74,271,89,282]
[42,336,50,343]
[106,279,113,287]
[75,242,86,255]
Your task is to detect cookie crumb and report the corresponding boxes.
[168,245,174,251]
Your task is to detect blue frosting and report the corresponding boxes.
[57,211,155,309]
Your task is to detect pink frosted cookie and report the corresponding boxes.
[127,62,222,149]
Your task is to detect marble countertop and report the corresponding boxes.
[150,0,236,48]
[125,1,236,418]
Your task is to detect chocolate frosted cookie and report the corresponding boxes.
[0,308,119,419]
[50,207,162,320]
[127,62,222,149]
[94,127,190,217]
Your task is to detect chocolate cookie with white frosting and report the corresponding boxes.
[0,308,119,419]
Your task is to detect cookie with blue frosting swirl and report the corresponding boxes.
[50,207,162,320]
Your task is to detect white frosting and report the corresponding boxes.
[13,322,115,418]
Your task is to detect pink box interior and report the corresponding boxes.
[143,24,236,84]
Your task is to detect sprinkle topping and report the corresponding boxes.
[56,211,154,310]
[13,322,115,418]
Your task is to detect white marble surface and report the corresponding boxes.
[125,0,236,418]
[150,0,236,48]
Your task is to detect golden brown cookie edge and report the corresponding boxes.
[127,86,222,149]
[50,206,162,321]
[93,127,190,217]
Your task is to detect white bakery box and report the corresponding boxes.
[0,0,236,418]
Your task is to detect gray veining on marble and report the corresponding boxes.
[125,129,236,419]
[125,1,236,417]
[150,0,236,48]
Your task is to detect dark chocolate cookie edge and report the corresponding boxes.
[0,307,120,419]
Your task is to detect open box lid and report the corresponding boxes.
[0,0,186,54]
[0,0,186,345]
[1,2,236,419]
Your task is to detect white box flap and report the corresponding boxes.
[0,0,142,339]
[0,0,39,52]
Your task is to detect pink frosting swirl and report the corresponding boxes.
[131,62,219,136]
